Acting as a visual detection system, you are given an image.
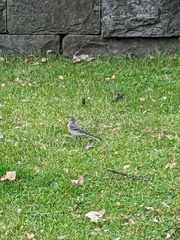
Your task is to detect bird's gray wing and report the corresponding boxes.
[70,122,85,132]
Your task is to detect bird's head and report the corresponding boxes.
[66,116,75,122]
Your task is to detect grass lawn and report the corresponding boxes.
[0,50,179,240]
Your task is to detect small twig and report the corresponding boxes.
[106,168,145,181]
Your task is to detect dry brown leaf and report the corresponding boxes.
[158,131,172,140]
[85,209,105,222]
[78,175,84,185]
[123,215,135,225]
[71,175,84,185]
[26,233,34,239]
[165,162,176,169]
[23,58,28,64]
[85,142,94,150]
[1,171,16,182]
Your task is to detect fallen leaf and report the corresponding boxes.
[32,61,39,65]
[123,165,130,170]
[142,110,148,114]
[57,235,66,239]
[23,58,28,64]
[153,216,159,223]
[85,142,94,150]
[90,231,98,236]
[0,132,4,139]
[41,57,48,62]
[78,175,84,185]
[63,168,68,173]
[0,57,5,61]
[162,202,170,208]
[79,54,89,60]
[85,209,105,222]
[158,131,172,140]
[26,233,34,239]
[14,77,21,83]
[34,167,40,174]
[1,171,16,182]
[73,54,94,63]
[145,206,154,211]
[71,175,84,185]
[17,208,22,214]
[72,55,81,63]
[166,230,175,239]
[46,49,53,55]
[58,75,64,80]
[148,55,154,60]
[165,162,176,169]
[123,215,135,225]
[140,97,145,102]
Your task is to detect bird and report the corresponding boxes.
[66,116,102,141]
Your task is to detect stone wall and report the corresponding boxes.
[0,0,179,56]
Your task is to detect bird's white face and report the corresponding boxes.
[66,116,75,122]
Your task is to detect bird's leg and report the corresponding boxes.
[75,136,79,141]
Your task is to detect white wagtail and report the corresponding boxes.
[66,116,102,140]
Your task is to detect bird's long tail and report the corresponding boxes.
[85,132,102,141]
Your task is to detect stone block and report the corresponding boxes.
[0,35,60,55]
[102,0,180,37]
[0,0,6,32]
[7,0,100,34]
[62,35,180,57]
